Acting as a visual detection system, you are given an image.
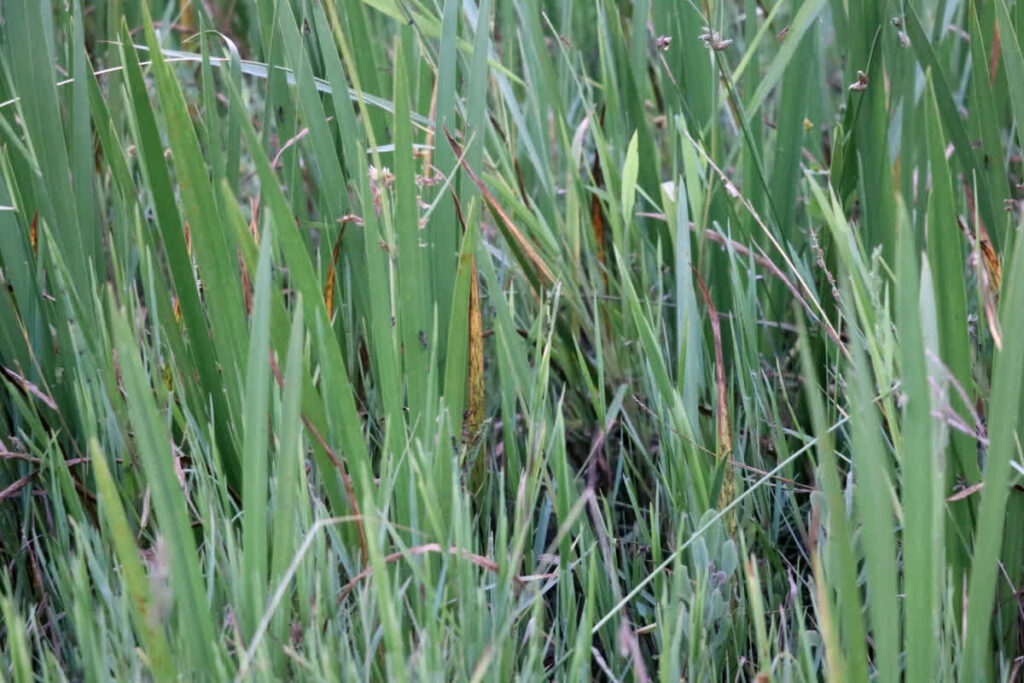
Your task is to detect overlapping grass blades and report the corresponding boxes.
[0,0,1022,679]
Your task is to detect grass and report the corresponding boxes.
[0,0,1023,680]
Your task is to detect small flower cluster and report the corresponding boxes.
[699,27,732,52]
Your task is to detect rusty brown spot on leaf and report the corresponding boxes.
[30,211,38,256]
[324,222,350,320]
[990,21,1002,85]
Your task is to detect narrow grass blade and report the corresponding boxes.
[961,208,1024,679]
[90,438,175,681]
[240,229,274,637]
[108,293,222,674]
[897,204,941,683]
[796,314,868,682]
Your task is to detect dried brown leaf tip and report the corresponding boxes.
[655,35,672,51]
[699,27,732,52]
[848,70,868,91]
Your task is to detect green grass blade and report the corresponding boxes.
[108,292,222,674]
[994,0,1024,163]
[393,35,430,429]
[897,203,941,683]
[90,438,175,681]
[5,0,90,286]
[140,8,250,424]
[223,75,373,516]
[240,229,274,637]
[796,314,868,682]
[844,286,900,682]
[743,0,826,125]
[961,211,1024,679]
[269,298,305,644]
